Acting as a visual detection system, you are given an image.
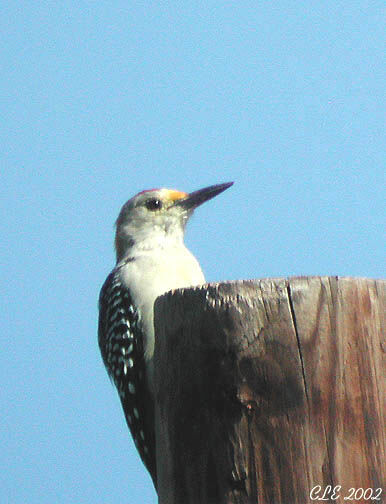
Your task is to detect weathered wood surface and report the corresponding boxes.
[153,277,385,504]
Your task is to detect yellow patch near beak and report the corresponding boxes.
[167,190,188,201]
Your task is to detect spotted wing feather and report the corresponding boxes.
[98,269,157,487]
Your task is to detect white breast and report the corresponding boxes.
[119,245,205,389]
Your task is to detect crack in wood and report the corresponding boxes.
[286,282,310,407]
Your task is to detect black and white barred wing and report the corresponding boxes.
[98,269,157,487]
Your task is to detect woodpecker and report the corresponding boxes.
[98,182,233,489]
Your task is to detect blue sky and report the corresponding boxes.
[1,2,384,503]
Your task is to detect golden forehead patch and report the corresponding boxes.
[167,190,188,201]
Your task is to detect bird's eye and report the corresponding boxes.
[145,198,163,211]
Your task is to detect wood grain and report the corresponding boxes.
[153,277,385,504]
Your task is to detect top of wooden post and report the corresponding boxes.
[153,276,385,504]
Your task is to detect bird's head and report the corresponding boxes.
[115,182,233,261]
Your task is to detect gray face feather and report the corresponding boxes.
[114,183,233,262]
[115,189,190,261]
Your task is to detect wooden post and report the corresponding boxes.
[153,277,385,504]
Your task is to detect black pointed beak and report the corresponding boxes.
[174,182,233,211]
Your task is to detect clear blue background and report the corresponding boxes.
[1,2,384,503]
